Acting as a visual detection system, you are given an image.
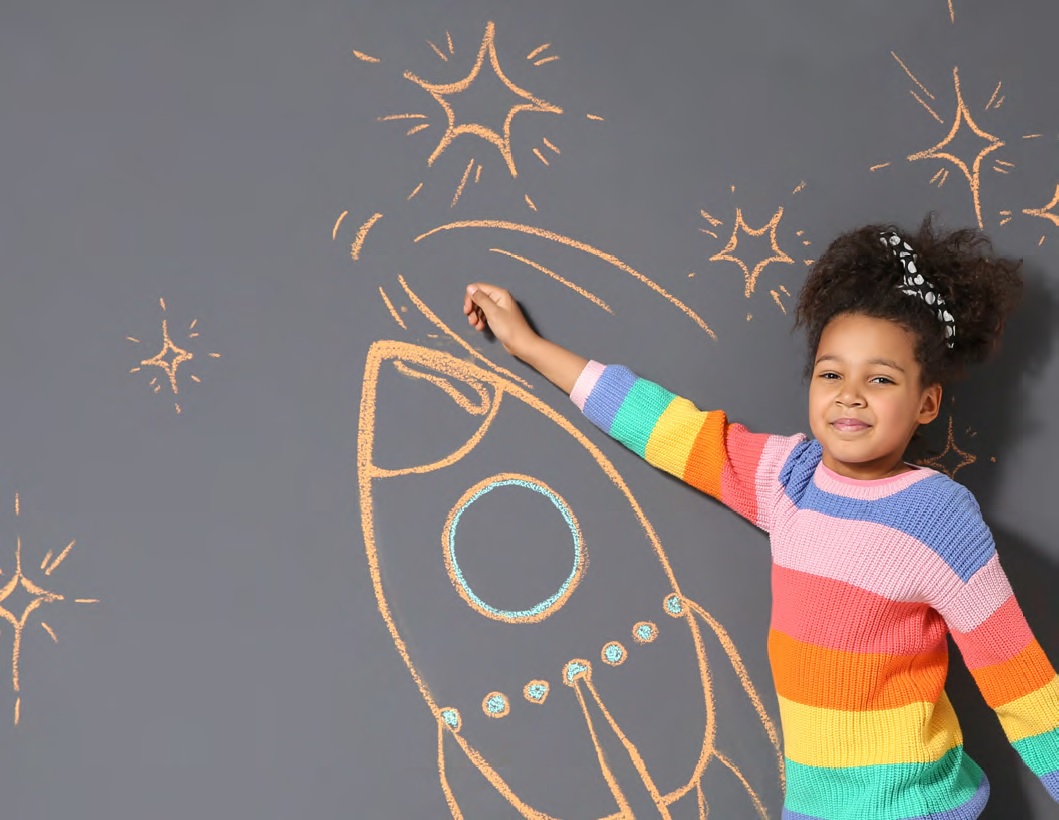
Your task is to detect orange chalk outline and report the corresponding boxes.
[1023,184,1059,228]
[907,67,1004,229]
[405,22,563,178]
[482,691,511,718]
[523,680,550,703]
[710,207,795,297]
[919,415,977,478]
[378,287,408,330]
[351,213,384,260]
[359,342,780,817]
[489,248,613,313]
[416,221,715,338]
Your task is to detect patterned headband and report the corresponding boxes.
[880,231,956,349]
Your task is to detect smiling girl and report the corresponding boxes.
[461,217,1058,818]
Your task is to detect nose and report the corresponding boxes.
[836,383,865,407]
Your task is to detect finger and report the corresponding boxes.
[468,282,510,308]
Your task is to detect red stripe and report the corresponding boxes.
[719,423,768,523]
[951,594,1035,670]
[771,564,948,655]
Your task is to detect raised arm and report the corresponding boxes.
[463,283,803,531]
[464,283,586,394]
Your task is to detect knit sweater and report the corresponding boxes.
[570,361,1059,820]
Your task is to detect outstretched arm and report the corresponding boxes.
[463,283,803,532]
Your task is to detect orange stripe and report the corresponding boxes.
[681,410,727,500]
[971,640,1056,709]
[769,629,948,710]
[719,423,768,522]
[951,594,1034,670]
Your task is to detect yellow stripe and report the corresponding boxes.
[643,396,707,478]
[778,693,962,767]
[996,674,1059,743]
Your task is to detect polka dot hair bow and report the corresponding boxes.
[880,231,956,348]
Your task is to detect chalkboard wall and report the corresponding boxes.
[1,1,1056,817]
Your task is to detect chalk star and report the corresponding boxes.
[919,415,977,479]
[0,538,63,698]
[908,67,1004,229]
[710,206,794,297]
[404,21,563,177]
[141,317,193,395]
[1023,183,1059,228]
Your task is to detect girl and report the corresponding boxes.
[461,217,1059,819]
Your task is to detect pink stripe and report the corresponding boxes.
[569,360,605,410]
[771,564,948,655]
[952,594,1035,670]
[940,554,1014,633]
[814,461,936,499]
[753,434,805,531]
[771,507,960,602]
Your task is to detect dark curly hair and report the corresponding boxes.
[794,215,1023,386]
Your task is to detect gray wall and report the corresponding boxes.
[1,1,1056,817]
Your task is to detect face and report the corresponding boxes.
[808,313,942,480]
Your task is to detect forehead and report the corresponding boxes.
[816,313,919,362]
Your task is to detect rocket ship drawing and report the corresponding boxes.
[358,340,781,818]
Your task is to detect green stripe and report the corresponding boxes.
[784,746,983,818]
[609,380,675,458]
[1012,728,1059,776]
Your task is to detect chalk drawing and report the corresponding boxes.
[0,494,98,725]
[128,298,221,414]
[358,340,781,818]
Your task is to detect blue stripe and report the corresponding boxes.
[1042,769,1059,801]
[582,365,637,434]
[903,776,989,819]
[779,445,994,582]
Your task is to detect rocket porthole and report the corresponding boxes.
[442,474,586,623]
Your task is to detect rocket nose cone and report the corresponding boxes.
[360,341,499,477]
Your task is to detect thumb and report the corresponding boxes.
[468,285,501,317]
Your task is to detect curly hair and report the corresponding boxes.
[793,214,1024,386]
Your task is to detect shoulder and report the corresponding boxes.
[900,472,995,581]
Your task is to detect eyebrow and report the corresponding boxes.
[814,355,907,373]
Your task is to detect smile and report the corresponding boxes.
[831,419,871,433]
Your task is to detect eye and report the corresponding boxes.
[816,371,840,380]
[870,376,895,385]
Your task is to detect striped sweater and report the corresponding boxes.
[570,361,1059,820]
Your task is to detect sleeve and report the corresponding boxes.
[929,490,1059,802]
[569,360,802,532]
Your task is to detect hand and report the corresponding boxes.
[463,283,538,357]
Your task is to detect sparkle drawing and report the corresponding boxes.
[358,339,782,818]
[0,494,98,725]
[870,54,1056,232]
[919,415,977,479]
[351,21,600,213]
[128,299,221,414]
[695,184,812,319]
[1022,183,1059,246]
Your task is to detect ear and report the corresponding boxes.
[916,383,943,425]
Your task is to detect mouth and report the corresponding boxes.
[830,418,871,433]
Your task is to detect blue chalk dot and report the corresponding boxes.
[485,693,508,715]
[603,643,625,664]
[665,594,684,615]
[636,623,656,642]
[441,708,460,728]
[565,661,588,682]
[526,683,548,702]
